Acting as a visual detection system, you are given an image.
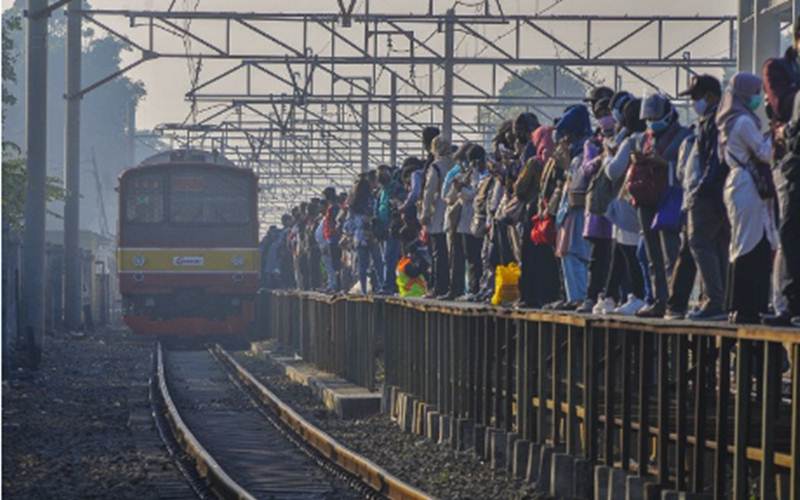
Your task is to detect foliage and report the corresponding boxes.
[2,13,21,115]
[2,143,65,232]
[480,66,590,129]
[2,0,148,233]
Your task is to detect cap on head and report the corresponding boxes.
[592,97,612,118]
[640,93,672,121]
[583,86,614,104]
[422,126,441,150]
[678,74,721,100]
[467,144,486,163]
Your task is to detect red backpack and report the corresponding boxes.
[625,127,681,208]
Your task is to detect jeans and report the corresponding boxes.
[637,238,653,304]
[463,234,483,295]
[688,198,729,312]
[780,183,800,315]
[322,248,338,291]
[429,232,450,295]
[637,206,680,304]
[605,241,643,301]
[382,238,401,294]
[356,243,384,294]
[667,225,697,313]
[561,212,589,303]
[586,237,612,302]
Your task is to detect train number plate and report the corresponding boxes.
[172,256,205,266]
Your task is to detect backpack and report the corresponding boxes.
[625,127,683,208]
[322,205,339,241]
[586,166,621,215]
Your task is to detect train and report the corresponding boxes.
[117,149,259,337]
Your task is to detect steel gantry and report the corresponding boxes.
[69,3,737,226]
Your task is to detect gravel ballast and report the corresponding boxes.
[235,347,540,500]
[2,328,187,500]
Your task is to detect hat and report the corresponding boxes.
[583,86,614,103]
[555,104,592,141]
[678,74,722,99]
[467,144,486,163]
[592,97,612,117]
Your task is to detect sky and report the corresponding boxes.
[2,0,739,130]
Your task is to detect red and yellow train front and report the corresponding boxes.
[118,159,259,337]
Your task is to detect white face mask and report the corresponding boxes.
[693,98,708,116]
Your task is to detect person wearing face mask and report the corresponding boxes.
[625,93,692,318]
[761,17,800,326]
[575,99,615,313]
[716,72,776,324]
[594,93,648,315]
[672,74,729,321]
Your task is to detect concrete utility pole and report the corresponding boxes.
[360,102,369,173]
[441,8,455,142]
[63,0,82,332]
[389,73,398,168]
[22,0,49,366]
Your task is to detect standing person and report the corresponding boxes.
[676,75,730,321]
[421,135,452,298]
[375,165,404,294]
[344,176,384,294]
[601,97,649,315]
[442,142,474,299]
[554,104,593,310]
[716,72,776,324]
[576,100,615,312]
[762,18,800,326]
[444,144,485,299]
[320,187,342,293]
[627,93,692,317]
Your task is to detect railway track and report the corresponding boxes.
[151,342,431,500]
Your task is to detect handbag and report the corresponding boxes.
[650,162,683,232]
[730,153,776,200]
[530,214,556,246]
[586,168,617,215]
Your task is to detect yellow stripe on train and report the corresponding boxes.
[118,248,259,272]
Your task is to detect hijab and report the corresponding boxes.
[715,71,763,155]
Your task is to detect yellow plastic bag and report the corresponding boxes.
[491,262,521,306]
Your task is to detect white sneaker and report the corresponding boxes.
[592,294,616,315]
[614,294,646,316]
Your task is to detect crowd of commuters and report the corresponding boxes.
[260,20,800,327]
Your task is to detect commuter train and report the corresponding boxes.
[117,149,259,337]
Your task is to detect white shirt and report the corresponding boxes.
[721,115,776,261]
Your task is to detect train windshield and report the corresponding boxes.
[125,172,165,223]
[169,170,250,225]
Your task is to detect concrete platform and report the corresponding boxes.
[257,350,381,419]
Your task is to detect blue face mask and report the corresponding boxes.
[693,98,708,116]
[748,94,763,111]
[647,116,670,134]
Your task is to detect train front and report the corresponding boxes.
[117,150,259,337]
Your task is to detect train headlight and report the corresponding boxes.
[231,255,244,267]
[132,255,146,267]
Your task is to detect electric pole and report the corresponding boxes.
[22,0,49,366]
[63,0,82,332]
[442,8,455,142]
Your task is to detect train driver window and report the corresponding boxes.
[125,173,164,223]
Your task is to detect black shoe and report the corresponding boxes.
[543,300,566,310]
[636,301,666,318]
[664,308,686,320]
[761,311,792,327]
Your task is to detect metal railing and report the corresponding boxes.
[262,290,379,391]
[262,290,800,499]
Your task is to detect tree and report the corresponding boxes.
[480,66,589,130]
[3,0,147,234]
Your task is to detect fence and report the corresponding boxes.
[263,290,800,499]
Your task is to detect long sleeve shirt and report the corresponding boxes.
[722,114,776,260]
